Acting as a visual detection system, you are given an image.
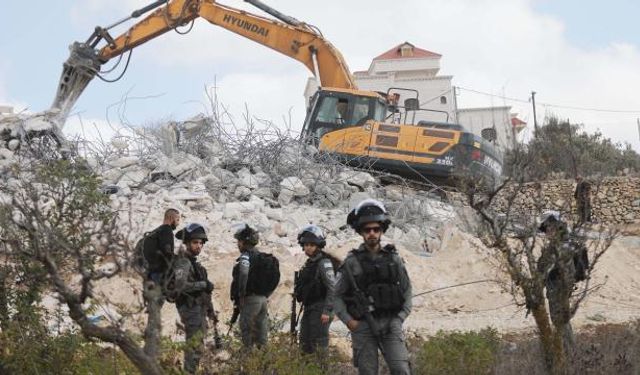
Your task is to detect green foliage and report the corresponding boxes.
[212,332,348,375]
[0,305,138,374]
[414,328,500,375]
[506,117,640,180]
[0,158,117,272]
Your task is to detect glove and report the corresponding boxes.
[204,280,214,293]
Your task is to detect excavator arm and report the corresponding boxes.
[51,0,355,121]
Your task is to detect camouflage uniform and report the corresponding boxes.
[173,253,212,373]
[335,244,412,375]
[296,252,337,354]
[232,247,269,348]
[538,235,577,349]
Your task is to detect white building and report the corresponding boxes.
[304,42,526,151]
[0,105,13,115]
[457,107,527,151]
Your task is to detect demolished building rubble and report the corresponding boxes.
[2,111,639,342]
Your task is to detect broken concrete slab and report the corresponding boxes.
[280,176,310,197]
[339,171,376,190]
[107,156,140,169]
[7,139,20,151]
[234,185,252,200]
[236,168,260,190]
[118,166,149,187]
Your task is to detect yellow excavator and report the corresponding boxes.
[51,0,502,185]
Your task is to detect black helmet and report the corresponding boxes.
[297,224,326,248]
[538,210,561,233]
[176,223,208,243]
[347,199,391,233]
[232,223,259,246]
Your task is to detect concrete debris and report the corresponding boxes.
[107,156,140,169]
[7,139,20,151]
[279,176,310,197]
[234,185,252,200]
[339,170,376,190]
[236,167,260,190]
[0,111,466,273]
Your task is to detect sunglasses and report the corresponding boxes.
[362,226,382,233]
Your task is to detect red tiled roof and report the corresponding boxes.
[511,117,527,126]
[373,42,442,61]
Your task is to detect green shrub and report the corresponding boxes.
[414,328,500,375]
[210,332,349,375]
[0,323,139,374]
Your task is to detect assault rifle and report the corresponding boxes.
[290,271,299,339]
[227,304,240,336]
[205,298,223,349]
[342,261,383,341]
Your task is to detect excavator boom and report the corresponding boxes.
[51,0,355,120]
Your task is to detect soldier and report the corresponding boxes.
[144,208,180,285]
[537,211,581,351]
[294,225,338,354]
[574,176,592,225]
[140,208,180,360]
[335,199,412,375]
[231,223,279,348]
[172,223,215,374]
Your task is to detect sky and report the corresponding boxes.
[1,0,640,151]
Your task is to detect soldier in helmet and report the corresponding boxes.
[335,199,412,375]
[537,210,583,351]
[172,223,214,374]
[230,223,279,348]
[294,225,338,354]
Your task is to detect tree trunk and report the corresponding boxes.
[0,267,9,331]
[531,304,567,375]
[65,297,165,375]
[143,280,165,361]
[117,335,166,375]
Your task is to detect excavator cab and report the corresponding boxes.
[301,88,387,145]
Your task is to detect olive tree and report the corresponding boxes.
[0,143,165,374]
[458,146,617,374]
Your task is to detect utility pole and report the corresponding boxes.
[531,91,538,133]
[637,118,640,142]
[452,86,459,123]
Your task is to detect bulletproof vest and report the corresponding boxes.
[352,249,404,314]
[174,257,208,305]
[295,255,327,305]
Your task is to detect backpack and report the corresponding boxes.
[133,230,158,273]
[247,252,280,297]
[133,228,174,275]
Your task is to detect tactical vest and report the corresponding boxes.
[295,256,327,306]
[174,257,208,306]
[351,249,404,316]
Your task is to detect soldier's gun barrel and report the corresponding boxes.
[343,262,383,340]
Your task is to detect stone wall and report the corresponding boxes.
[488,177,640,225]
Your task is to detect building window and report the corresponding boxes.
[400,45,413,57]
[440,96,447,105]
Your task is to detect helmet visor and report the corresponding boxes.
[354,199,387,215]
[186,222,205,233]
[299,224,324,239]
